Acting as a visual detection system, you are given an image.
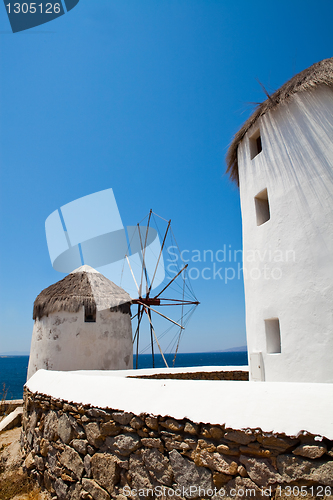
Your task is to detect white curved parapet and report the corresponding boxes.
[26,368,333,440]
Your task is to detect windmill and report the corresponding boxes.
[122,210,199,369]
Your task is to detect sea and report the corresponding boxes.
[0,352,248,400]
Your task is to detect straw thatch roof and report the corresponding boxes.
[226,57,333,185]
[33,265,132,320]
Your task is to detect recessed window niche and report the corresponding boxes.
[255,188,270,226]
[84,307,96,323]
[265,318,281,353]
[249,129,262,159]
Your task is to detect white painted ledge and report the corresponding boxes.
[0,407,23,432]
[25,368,333,440]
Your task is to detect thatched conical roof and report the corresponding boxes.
[33,265,132,320]
[226,57,333,185]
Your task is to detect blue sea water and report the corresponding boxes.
[0,352,248,400]
[133,351,248,370]
[0,355,30,400]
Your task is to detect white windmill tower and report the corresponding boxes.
[226,58,333,383]
[27,265,133,379]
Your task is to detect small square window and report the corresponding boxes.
[84,307,96,323]
[265,318,281,353]
[249,129,262,159]
[255,188,270,226]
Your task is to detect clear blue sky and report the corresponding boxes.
[0,1,332,354]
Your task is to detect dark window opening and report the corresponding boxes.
[250,129,262,159]
[256,135,262,155]
[84,307,96,323]
[265,318,281,354]
[255,188,270,226]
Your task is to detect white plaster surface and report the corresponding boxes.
[0,407,23,432]
[26,368,333,439]
[27,308,133,379]
[238,85,333,383]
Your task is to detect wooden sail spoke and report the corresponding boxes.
[154,264,188,299]
[136,301,184,329]
[143,306,169,368]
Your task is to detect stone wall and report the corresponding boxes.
[21,388,333,500]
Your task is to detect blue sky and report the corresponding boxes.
[0,0,332,354]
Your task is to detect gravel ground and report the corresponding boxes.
[0,426,51,500]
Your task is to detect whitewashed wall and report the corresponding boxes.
[238,85,333,383]
[27,308,133,379]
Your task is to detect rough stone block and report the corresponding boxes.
[68,413,85,438]
[292,444,327,459]
[224,477,263,500]
[184,422,199,435]
[24,451,35,470]
[84,422,105,448]
[61,472,75,482]
[82,478,111,500]
[54,478,68,500]
[59,445,85,479]
[216,443,240,456]
[43,411,59,441]
[141,437,164,451]
[145,416,159,430]
[213,471,232,488]
[91,453,120,494]
[257,434,298,452]
[160,418,184,432]
[84,454,91,478]
[112,412,134,425]
[201,425,224,440]
[169,449,213,498]
[129,452,155,491]
[101,433,141,456]
[237,465,248,478]
[27,409,39,433]
[277,455,333,486]
[71,438,88,455]
[35,455,45,472]
[184,438,197,450]
[197,439,217,452]
[161,431,183,441]
[87,408,109,419]
[68,482,83,500]
[224,430,256,445]
[130,416,144,429]
[58,413,73,444]
[100,421,122,437]
[164,438,189,452]
[194,449,238,475]
[240,455,282,487]
[142,448,173,486]
[43,469,55,493]
[39,438,49,457]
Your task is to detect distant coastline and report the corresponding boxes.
[215,345,247,353]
